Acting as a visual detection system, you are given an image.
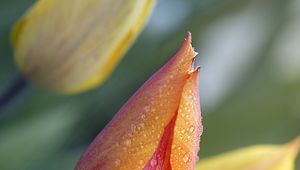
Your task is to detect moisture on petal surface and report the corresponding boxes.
[74,33,202,170]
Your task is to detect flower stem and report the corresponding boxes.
[0,75,28,113]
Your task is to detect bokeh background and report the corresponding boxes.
[0,0,300,169]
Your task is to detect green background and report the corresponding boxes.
[0,0,299,169]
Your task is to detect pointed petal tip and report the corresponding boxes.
[182,32,196,56]
[165,32,198,78]
[185,32,192,43]
[184,32,198,65]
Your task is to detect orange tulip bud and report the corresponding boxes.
[75,33,202,170]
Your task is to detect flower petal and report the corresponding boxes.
[196,137,300,170]
[12,0,155,94]
[144,71,202,170]
[170,71,202,169]
[75,33,201,170]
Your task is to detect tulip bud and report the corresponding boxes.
[12,0,155,94]
[74,33,202,170]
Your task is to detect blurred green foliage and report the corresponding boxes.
[0,0,299,169]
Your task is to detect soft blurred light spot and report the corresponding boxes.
[146,0,190,38]
[197,4,272,111]
[271,0,300,84]
[288,0,300,16]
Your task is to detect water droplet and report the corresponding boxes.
[139,159,145,165]
[159,88,163,93]
[131,124,136,132]
[144,105,150,112]
[189,126,195,133]
[151,159,157,166]
[177,146,182,150]
[124,139,132,146]
[137,122,144,130]
[141,113,146,120]
[183,153,190,163]
[114,159,121,167]
[140,122,145,127]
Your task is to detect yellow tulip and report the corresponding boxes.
[196,137,300,170]
[12,0,155,94]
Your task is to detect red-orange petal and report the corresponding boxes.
[74,33,200,170]
[143,71,201,170]
[170,70,202,169]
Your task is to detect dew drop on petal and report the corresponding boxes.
[131,124,137,132]
[151,159,157,167]
[183,153,190,163]
[139,159,145,165]
[189,126,195,133]
[141,114,146,120]
[114,159,121,167]
[124,139,132,146]
[139,122,145,128]
[144,105,150,112]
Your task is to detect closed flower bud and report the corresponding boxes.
[12,0,154,94]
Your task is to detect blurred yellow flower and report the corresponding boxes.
[11,0,154,94]
[196,137,300,170]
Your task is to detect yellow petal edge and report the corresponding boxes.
[196,137,300,170]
